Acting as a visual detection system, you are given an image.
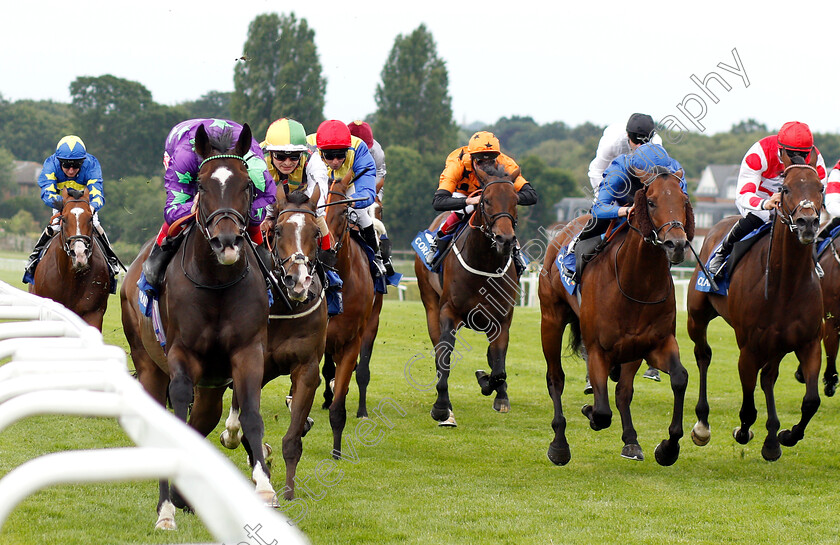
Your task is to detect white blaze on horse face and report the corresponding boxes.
[211,166,234,198]
[285,213,313,297]
[70,207,88,266]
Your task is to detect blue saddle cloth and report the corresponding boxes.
[412,220,472,273]
[695,223,770,295]
[554,245,579,296]
[816,224,840,256]
[350,231,402,293]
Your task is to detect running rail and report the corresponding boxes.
[0,281,308,544]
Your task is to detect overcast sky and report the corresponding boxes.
[4,0,840,139]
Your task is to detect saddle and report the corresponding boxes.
[573,219,628,283]
[721,223,771,280]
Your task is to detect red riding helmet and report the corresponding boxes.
[777,121,813,152]
[316,120,352,150]
[347,120,374,148]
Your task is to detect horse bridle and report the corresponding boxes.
[272,207,320,292]
[475,180,518,245]
[59,198,94,259]
[628,174,688,247]
[196,154,253,241]
[776,164,821,234]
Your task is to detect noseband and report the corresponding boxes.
[474,180,518,245]
[196,154,252,241]
[777,164,821,233]
[273,207,320,291]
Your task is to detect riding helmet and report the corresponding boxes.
[777,121,813,152]
[55,135,87,160]
[263,118,308,152]
[316,120,352,150]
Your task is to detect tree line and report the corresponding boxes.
[1,13,838,260]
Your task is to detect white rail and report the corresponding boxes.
[0,281,308,545]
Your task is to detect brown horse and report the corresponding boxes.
[323,173,376,457]
[321,178,386,418]
[31,187,111,330]
[220,186,326,500]
[414,164,521,427]
[120,123,274,528]
[816,238,840,396]
[539,166,692,465]
[687,150,823,461]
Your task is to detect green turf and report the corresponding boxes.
[1,266,839,545]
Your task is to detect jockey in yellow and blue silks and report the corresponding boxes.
[24,135,122,284]
[573,142,687,256]
[307,120,392,277]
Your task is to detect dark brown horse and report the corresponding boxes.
[809,235,840,396]
[687,150,823,461]
[414,164,521,427]
[323,173,376,457]
[120,123,274,528]
[539,167,692,465]
[31,187,111,331]
[321,178,386,418]
[220,186,326,500]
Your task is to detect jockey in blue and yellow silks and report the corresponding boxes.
[24,135,122,284]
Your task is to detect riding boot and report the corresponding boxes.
[513,244,528,276]
[319,248,338,269]
[23,226,54,282]
[95,229,123,277]
[707,214,764,280]
[142,233,185,294]
[255,244,273,271]
[817,217,840,248]
[379,236,395,277]
[361,225,386,277]
[426,231,452,266]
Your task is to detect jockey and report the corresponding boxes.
[261,117,335,266]
[816,158,840,247]
[24,135,121,284]
[142,118,276,295]
[425,131,537,267]
[574,142,687,259]
[307,120,390,277]
[707,121,828,279]
[588,113,663,191]
[347,120,394,276]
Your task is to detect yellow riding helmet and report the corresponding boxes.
[263,118,309,152]
[467,131,500,155]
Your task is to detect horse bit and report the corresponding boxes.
[476,180,517,247]
[272,207,320,291]
[60,198,94,258]
[776,164,821,234]
[196,154,253,241]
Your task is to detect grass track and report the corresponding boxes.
[1,268,839,545]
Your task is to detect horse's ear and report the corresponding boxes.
[509,167,521,181]
[780,147,793,168]
[808,146,818,167]
[375,178,384,195]
[274,186,287,208]
[630,166,650,184]
[235,124,252,157]
[195,124,211,158]
[673,169,684,180]
[685,199,695,241]
[340,169,354,188]
[309,184,321,210]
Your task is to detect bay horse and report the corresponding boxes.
[687,149,823,461]
[815,238,840,396]
[120,123,274,529]
[539,166,692,465]
[321,178,386,418]
[322,172,376,457]
[31,187,111,331]
[414,164,521,427]
[220,186,326,500]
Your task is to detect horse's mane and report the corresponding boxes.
[286,189,311,205]
[207,128,235,154]
[480,163,510,180]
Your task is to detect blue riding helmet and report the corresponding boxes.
[628,143,673,172]
[55,135,87,160]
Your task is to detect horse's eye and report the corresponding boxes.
[647,200,656,208]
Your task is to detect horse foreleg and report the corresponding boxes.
[330,340,360,459]
[582,347,612,430]
[541,311,570,465]
[779,340,822,450]
[649,338,688,466]
[321,353,336,410]
[356,295,382,418]
[431,311,459,423]
[477,321,511,413]
[615,360,643,461]
[687,301,714,446]
[283,359,320,500]
[733,351,759,446]
[758,357,783,461]
[823,318,839,397]
[220,390,242,449]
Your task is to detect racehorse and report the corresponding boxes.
[687,149,823,461]
[323,172,376,457]
[31,187,111,331]
[321,178,386,418]
[414,164,521,427]
[120,123,274,528]
[220,186,326,500]
[539,166,693,465]
[816,238,840,396]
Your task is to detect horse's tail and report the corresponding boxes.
[567,314,583,358]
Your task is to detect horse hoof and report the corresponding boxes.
[691,422,711,446]
[285,395,293,410]
[356,410,369,418]
[437,410,457,427]
[263,443,273,468]
[778,429,797,447]
[258,488,278,507]
[329,378,335,392]
[654,441,679,466]
[761,442,782,462]
[430,405,451,422]
[302,417,315,437]
[547,443,571,466]
[475,370,494,396]
[620,443,644,461]
[824,375,838,397]
[493,398,510,413]
[733,427,754,444]
[154,517,177,531]
[219,428,242,450]
[794,367,805,384]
